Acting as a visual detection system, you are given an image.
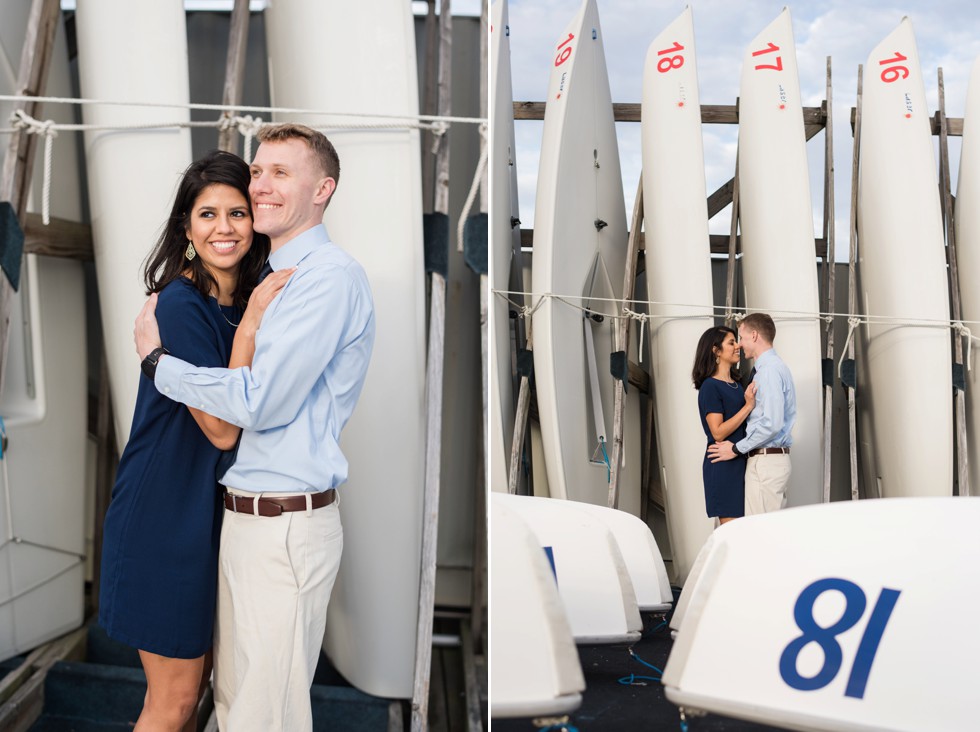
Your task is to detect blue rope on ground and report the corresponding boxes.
[616,647,663,686]
[628,648,665,676]
[618,673,661,686]
[538,724,580,732]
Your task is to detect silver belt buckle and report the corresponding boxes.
[231,493,241,513]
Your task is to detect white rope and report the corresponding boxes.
[456,122,488,253]
[492,288,980,333]
[10,110,57,225]
[954,321,975,372]
[0,93,487,127]
[838,317,861,381]
[233,114,264,163]
[623,308,649,363]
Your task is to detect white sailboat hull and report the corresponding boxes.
[264,0,426,698]
[490,0,522,494]
[496,494,642,644]
[737,8,823,508]
[856,18,952,498]
[641,6,715,584]
[531,0,640,515]
[490,496,584,718]
[75,0,193,453]
[663,499,980,732]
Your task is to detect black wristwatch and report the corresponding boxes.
[141,347,170,381]
[731,443,742,457]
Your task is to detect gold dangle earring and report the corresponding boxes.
[185,240,197,261]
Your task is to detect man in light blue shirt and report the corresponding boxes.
[708,313,795,514]
[135,123,374,731]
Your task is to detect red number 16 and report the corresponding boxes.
[879,51,909,83]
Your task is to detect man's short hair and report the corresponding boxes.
[740,312,776,343]
[257,123,341,185]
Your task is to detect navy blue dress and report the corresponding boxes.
[99,278,242,659]
[697,377,748,519]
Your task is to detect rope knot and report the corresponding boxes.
[233,115,264,162]
[10,109,57,139]
[954,321,974,371]
[10,110,57,225]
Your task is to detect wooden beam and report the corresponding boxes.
[521,229,828,258]
[22,213,93,260]
[628,360,650,395]
[217,0,251,153]
[514,101,826,125]
[849,106,962,136]
[0,627,86,732]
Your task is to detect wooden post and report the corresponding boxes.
[937,67,970,496]
[608,175,643,508]
[821,57,836,503]
[413,1,452,729]
[217,0,251,154]
[470,0,489,664]
[507,322,532,494]
[421,0,439,213]
[724,149,740,325]
[0,0,60,396]
[846,66,863,501]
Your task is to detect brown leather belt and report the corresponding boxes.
[223,490,336,517]
[748,447,790,457]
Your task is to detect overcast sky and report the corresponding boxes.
[505,0,980,260]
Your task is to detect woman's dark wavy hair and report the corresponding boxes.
[692,325,740,390]
[143,150,270,309]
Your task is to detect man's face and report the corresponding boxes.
[248,138,334,245]
[738,325,757,360]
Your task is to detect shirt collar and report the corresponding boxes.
[755,348,777,366]
[268,224,331,271]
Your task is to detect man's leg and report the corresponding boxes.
[755,455,792,512]
[744,456,765,516]
[220,496,343,732]
[213,520,235,731]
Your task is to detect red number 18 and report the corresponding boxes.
[656,41,685,73]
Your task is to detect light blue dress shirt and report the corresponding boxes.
[155,224,375,493]
[735,348,796,453]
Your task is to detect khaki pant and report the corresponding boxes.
[744,454,791,515]
[214,490,343,731]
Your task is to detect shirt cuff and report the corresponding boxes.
[155,353,192,399]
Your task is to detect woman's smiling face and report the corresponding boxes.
[185,183,254,279]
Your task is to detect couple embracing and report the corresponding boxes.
[692,313,796,525]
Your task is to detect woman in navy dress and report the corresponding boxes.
[99,151,290,731]
[692,326,757,524]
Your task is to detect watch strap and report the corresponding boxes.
[141,346,170,381]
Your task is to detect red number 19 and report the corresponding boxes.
[555,33,574,67]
